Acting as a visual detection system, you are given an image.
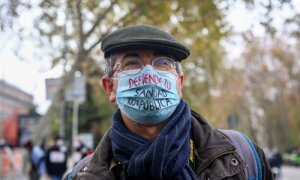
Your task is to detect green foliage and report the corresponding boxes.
[230,37,300,151]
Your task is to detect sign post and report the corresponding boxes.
[66,75,86,162]
[72,100,79,155]
[45,78,66,138]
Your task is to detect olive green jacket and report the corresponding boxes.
[64,110,273,180]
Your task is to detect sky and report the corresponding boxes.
[0,35,63,114]
[0,0,299,115]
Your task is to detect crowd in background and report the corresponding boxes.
[2,136,300,180]
[0,137,92,180]
[264,147,300,179]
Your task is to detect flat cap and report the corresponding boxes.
[101,25,190,61]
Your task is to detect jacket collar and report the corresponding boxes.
[90,129,118,172]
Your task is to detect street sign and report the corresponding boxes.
[66,76,86,103]
[45,78,61,100]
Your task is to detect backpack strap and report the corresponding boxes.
[67,154,93,180]
[219,129,262,180]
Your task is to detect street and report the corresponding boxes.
[281,165,300,180]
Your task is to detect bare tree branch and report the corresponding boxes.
[86,32,109,54]
[84,0,119,39]
[86,5,143,53]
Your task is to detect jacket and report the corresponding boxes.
[64,110,273,180]
[45,146,67,177]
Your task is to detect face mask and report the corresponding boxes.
[116,65,180,125]
[56,139,64,146]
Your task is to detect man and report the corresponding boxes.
[45,136,67,180]
[24,140,46,180]
[65,25,272,179]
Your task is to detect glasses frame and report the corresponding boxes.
[112,56,178,77]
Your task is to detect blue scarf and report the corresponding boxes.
[109,100,197,179]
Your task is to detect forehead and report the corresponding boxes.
[115,49,173,60]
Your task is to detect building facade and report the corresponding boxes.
[0,80,34,145]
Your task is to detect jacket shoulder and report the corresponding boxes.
[63,155,93,180]
[63,129,118,180]
[190,110,272,179]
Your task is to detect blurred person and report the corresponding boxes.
[269,148,283,179]
[24,140,46,180]
[45,136,68,180]
[72,139,93,165]
[64,24,273,179]
[263,147,272,160]
[0,139,18,177]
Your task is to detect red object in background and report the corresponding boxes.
[86,150,93,156]
[2,112,19,146]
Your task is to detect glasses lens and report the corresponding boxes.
[153,57,176,72]
[120,57,143,74]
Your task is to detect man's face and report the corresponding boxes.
[101,49,184,103]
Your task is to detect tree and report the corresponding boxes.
[1,0,299,147]
[229,36,300,151]
[30,0,230,144]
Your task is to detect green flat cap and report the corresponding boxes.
[101,24,190,61]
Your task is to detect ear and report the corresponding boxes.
[177,75,184,98]
[101,75,116,102]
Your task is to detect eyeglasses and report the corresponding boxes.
[113,56,178,76]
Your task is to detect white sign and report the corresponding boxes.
[66,76,86,103]
[45,78,61,100]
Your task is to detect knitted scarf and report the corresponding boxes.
[109,100,197,180]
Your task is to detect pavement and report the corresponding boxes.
[281,165,300,180]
